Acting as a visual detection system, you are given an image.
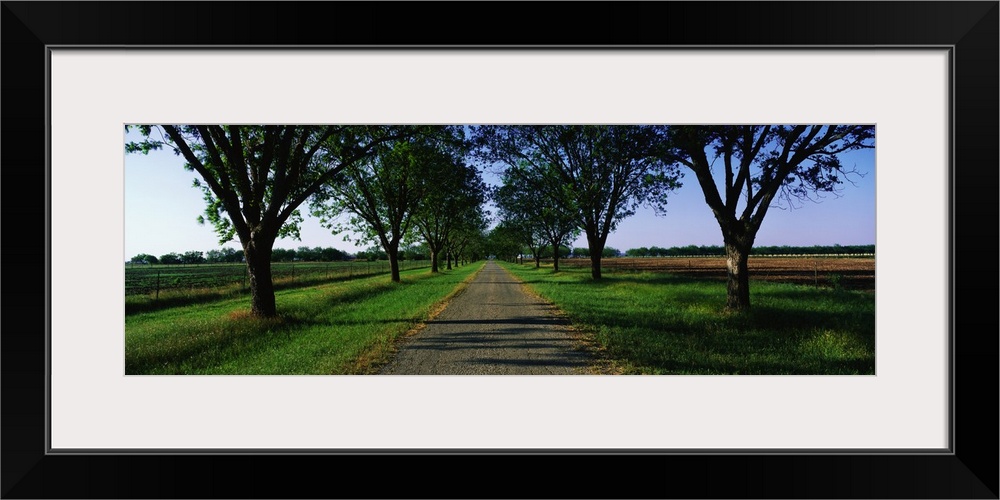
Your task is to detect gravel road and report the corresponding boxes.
[379,260,594,375]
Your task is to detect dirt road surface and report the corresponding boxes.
[379,260,594,375]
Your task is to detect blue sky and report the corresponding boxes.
[124,128,876,259]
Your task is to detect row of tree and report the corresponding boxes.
[128,124,873,315]
[127,125,489,317]
[493,245,623,264]
[128,243,446,266]
[622,244,876,257]
[477,125,874,310]
[129,246,349,265]
[133,242,872,267]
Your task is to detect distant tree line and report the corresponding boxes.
[498,245,624,262]
[621,244,875,257]
[128,243,438,266]
[570,247,621,258]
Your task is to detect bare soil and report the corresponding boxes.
[557,256,876,292]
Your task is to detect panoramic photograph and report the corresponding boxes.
[124,125,876,375]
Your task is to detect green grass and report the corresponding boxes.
[125,260,430,312]
[499,261,875,375]
[125,263,483,375]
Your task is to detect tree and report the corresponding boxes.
[664,125,875,311]
[205,249,224,263]
[626,247,650,257]
[487,221,526,263]
[474,125,682,279]
[219,247,244,263]
[159,252,181,265]
[506,218,545,268]
[411,155,487,273]
[402,243,430,261]
[443,207,489,268]
[492,165,580,272]
[323,247,349,261]
[295,246,319,262]
[129,253,158,265]
[357,246,388,261]
[180,250,206,264]
[271,248,296,262]
[126,125,413,317]
[311,131,458,282]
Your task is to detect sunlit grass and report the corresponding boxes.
[125,263,483,375]
[500,261,875,375]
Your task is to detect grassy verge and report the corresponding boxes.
[499,261,875,375]
[125,263,484,375]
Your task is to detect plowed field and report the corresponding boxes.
[555,256,875,292]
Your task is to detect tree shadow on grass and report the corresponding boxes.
[125,313,312,375]
[563,294,874,375]
[125,272,391,315]
[126,268,477,374]
[509,268,875,374]
[125,267,458,315]
[600,319,875,375]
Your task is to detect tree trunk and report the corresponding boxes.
[446,251,452,270]
[725,241,751,311]
[587,232,606,280]
[430,248,439,273]
[552,243,560,272]
[244,238,276,317]
[534,254,541,268]
[590,253,602,279]
[387,245,401,282]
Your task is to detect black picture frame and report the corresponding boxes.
[3,2,996,498]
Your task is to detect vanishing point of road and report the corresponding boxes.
[379,260,596,375]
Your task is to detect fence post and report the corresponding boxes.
[155,270,160,301]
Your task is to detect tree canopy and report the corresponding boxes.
[126,125,416,316]
[663,125,875,310]
[310,131,461,281]
[473,125,682,279]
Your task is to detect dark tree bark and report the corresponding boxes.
[243,235,276,317]
[587,232,606,280]
[429,247,440,273]
[723,237,752,311]
[387,244,401,282]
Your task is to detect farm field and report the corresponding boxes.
[551,256,875,292]
[125,259,430,296]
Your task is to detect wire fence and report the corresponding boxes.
[125,260,431,297]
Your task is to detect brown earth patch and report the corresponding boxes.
[553,256,876,292]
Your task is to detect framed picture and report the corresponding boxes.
[3,2,996,498]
